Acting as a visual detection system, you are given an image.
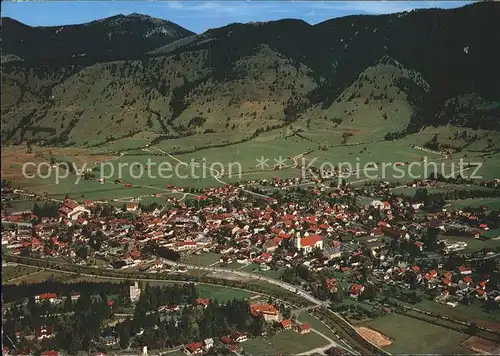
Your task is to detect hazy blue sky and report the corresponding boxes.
[3,1,472,33]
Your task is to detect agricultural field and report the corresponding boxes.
[391,183,496,197]
[2,199,38,213]
[366,313,470,354]
[242,330,329,355]
[448,198,500,210]
[1,265,40,283]
[440,234,500,253]
[240,264,284,280]
[413,299,500,330]
[302,139,443,181]
[163,351,185,356]
[27,176,189,202]
[196,284,257,303]
[150,132,251,153]
[145,281,257,303]
[88,131,163,153]
[3,270,81,285]
[182,252,221,266]
[298,311,341,343]
[5,126,499,203]
[173,132,315,175]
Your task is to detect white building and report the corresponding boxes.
[204,338,214,350]
[295,235,323,253]
[59,199,90,221]
[130,282,141,303]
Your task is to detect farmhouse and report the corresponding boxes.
[297,322,312,334]
[58,199,90,221]
[35,293,60,304]
[349,284,365,299]
[185,342,204,355]
[281,319,292,330]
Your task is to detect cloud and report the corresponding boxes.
[304,1,470,15]
[165,1,296,17]
[111,1,470,23]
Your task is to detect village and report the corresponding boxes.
[2,175,500,355]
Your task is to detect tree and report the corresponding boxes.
[69,330,83,354]
[424,228,440,252]
[334,285,344,303]
[118,319,131,349]
[359,285,377,301]
[250,317,264,337]
[341,132,353,144]
[466,322,479,336]
[76,245,88,260]
[64,294,74,312]
[281,307,291,319]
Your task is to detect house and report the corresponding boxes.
[102,335,118,346]
[255,252,273,263]
[204,338,214,350]
[221,336,234,345]
[326,278,338,293]
[185,342,204,355]
[297,322,311,334]
[370,199,388,210]
[349,284,365,299]
[250,303,280,322]
[195,298,211,308]
[228,344,239,353]
[323,241,342,259]
[281,319,292,330]
[126,203,139,212]
[295,235,323,253]
[35,293,59,304]
[459,265,472,275]
[58,199,90,221]
[463,275,473,285]
[231,331,248,343]
[36,325,55,340]
[479,223,489,231]
[41,351,59,356]
[476,289,487,300]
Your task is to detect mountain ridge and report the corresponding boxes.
[1,2,499,149]
[1,14,195,64]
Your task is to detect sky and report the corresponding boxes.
[2,1,473,34]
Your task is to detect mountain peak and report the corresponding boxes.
[2,14,194,64]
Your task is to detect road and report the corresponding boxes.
[162,259,322,306]
[297,329,341,355]
[4,254,387,355]
[149,146,271,199]
[160,259,385,355]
